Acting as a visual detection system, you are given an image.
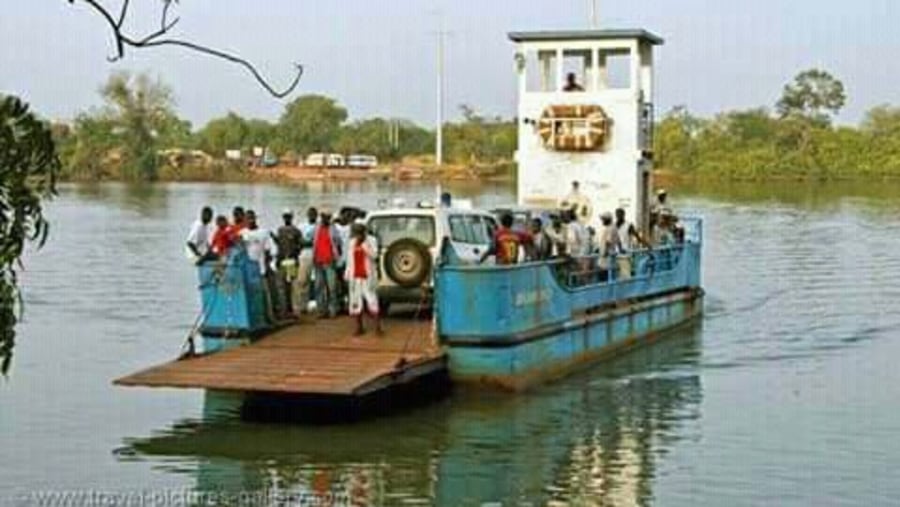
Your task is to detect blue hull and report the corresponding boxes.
[445,288,702,389]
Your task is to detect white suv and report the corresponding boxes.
[365,206,497,312]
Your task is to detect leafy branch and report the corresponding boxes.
[68,0,304,98]
[0,96,60,375]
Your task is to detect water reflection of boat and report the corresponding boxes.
[116,324,702,505]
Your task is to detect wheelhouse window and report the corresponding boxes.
[562,49,593,92]
[368,215,435,247]
[524,50,558,93]
[601,49,632,90]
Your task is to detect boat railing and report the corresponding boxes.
[558,216,703,289]
[556,245,685,289]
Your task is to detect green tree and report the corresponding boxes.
[278,95,347,154]
[0,95,59,374]
[197,112,250,157]
[57,72,189,181]
[335,118,400,160]
[444,105,516,164]
[62,115,118,180]
[776,69,846,124]
[245,119,277,151]
[99,71,179,180]
[395,120,434,159]
[654,106,703,173]
[860,105,900,137]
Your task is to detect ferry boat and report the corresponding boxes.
[116,27,703,406]
[435,28,703,389]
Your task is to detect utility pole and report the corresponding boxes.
[436,28,446,167]
[589,0,600,28]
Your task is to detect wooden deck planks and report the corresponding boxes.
[114,317,443,396]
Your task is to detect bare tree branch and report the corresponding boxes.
[115,0,129,27]
[68,0,303,98]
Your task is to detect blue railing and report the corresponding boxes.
[435,218,702,341]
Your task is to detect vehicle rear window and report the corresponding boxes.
[368,216,435,247]
[468,216,491,244]
[448,215,471,243]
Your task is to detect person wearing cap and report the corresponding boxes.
[597,212,622,282]
[650,189,672,218]
[614,208,650,280]
[653,208,677,247]
[273,209,303,318]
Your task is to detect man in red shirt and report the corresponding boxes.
[210,215,235,256]
[480,213,533,265]
[345,224,382,335]
[312,211,341,318]
[227,206,247,237]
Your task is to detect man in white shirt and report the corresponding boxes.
[563,208,592,285]
[185,206,214,264]
[564,209,590,257]
[240,210,277,322]
[561,181,593,226]
[597,212,622,282]
[296,207,318,315]
[239,210,274,275]
[613,208,649,280]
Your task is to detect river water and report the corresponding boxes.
[2,181,900,506]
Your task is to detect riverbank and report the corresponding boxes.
[59,161,517,185]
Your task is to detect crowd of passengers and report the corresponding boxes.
[186,205,383,336]
[183,185,684,334]
[485,182,686,281]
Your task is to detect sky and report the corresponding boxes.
[1,0,897,128]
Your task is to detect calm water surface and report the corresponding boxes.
[2,181,900,506]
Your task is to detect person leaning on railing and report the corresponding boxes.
[528,218,553,261]
[597,213,620,283]
[614,207,651,280]
[186,206,216,265]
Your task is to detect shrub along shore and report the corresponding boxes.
[45,68,900,184]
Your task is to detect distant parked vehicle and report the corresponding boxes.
[347,154,378,169]
[304,153,345,167]
[262,150,279,167]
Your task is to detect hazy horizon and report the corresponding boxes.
[1,0,897,128]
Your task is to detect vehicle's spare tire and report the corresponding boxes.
[383,238,432,288]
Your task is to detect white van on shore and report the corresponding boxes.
[304,153,345,167]
[347,154,378,169]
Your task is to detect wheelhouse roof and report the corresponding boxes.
[508,29,664,45]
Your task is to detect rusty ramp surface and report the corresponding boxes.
[115,317,444,397]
